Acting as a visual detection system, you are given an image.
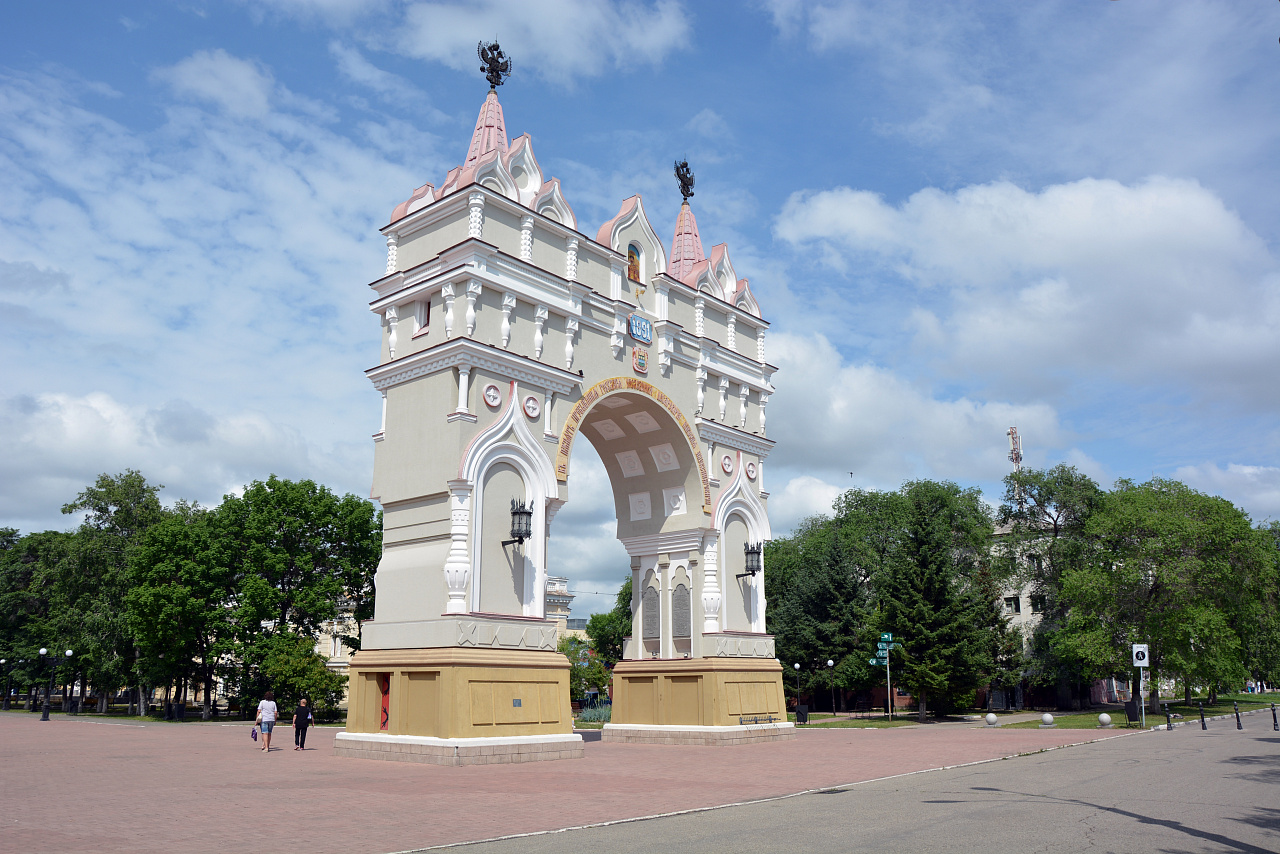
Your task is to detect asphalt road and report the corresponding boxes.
[425,728,1280,854]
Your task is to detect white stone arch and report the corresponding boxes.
[597,195,668,278]
[532,178,576,229]
[459,380,559,617]
[712,450,771,633]
[473,154,520,202]
[504,134,544,206]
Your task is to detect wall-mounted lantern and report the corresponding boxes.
[736,541,763,579]
[502,498,533,547]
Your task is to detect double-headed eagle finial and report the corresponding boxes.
[675,159,695,202]
[477,41,512,89]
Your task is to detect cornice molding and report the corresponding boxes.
[696,418,774,457]
[619,529,710,557]
[366,337,582,395]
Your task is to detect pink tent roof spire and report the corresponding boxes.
[669,200,705,284]
[465,89,509,165]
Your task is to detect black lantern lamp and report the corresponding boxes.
[37,647,73,722]
[502,498,533,547]
[736,542,764,579]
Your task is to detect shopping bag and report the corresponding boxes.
[251,726,258,741]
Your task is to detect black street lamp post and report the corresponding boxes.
[37,648,73,722]
[827,659,836,717]
[0,658,10,711]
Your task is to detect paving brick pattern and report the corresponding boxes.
[0,712,1136,854]
[601,723,796,745]
[332,737,585,765]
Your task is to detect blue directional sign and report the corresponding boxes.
[870,657,888,666]
[880,633,893,641]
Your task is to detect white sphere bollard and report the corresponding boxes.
[1098,713,1113,728]
[1039,713,1056,728]
[985,713,998,726]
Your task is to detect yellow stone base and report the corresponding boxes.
[343,647,574,740]
[609,657,788,728]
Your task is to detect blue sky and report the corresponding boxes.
[2,1,1278,616]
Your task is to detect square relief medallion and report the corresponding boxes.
[629,492,652,521]
[599,395,630,409]
[615,449,645,478]
[648,443,680,472]
[662,486,687,517]
[591,419,626,441]
[624,410,661,433]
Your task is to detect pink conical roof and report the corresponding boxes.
[465,90,509,165]
[669,201,705,283]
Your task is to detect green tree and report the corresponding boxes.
[128,501,236,719]
[214,476,380,710]
[996,465,1104,708]
[880,480,998,720]
[1061,478,1275,711]
[59,471,167,713]
[585,576,632,667]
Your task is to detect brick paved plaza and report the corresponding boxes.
[2,712,1139,853]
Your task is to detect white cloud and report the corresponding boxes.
[155,50,276,118]
[1174,462,1280,524]
[394,0,693,86]
[0,392,368,532]
[776,176,1280,407]
[769,475,842,533]
[765,331,1065,488]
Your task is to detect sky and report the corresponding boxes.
[2,1,1279,617]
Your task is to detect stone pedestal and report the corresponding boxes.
[603,657,793,744]
[338,646,582,764]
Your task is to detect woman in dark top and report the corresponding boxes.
[293,698,314,750]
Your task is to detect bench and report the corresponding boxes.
[739,715,780,725]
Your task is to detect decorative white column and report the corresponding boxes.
[465,279,482,337]
[694,296,705,337]
[658,331,672,376]
[443,480,473,614]
[610,312,625,358]
[456,365,472,415]
[442,282,456,337]
[695,367,707,416]
[467,191,485,240]
[519,215,534,262]
[500,293,515,348]
[533,305,547,359]
[739,384,749,429]
[609,260,624,300]
[726,314,737,350]
[759,393,768,435]
[385,232,398,275]
[756,327,766,363]
[385,305,398,359]
[702,534,721,634]
[377,390,387,438]
[565,236,579,281]
[543,391,555,438]
[654,280,669,321]
[564,317,578,370]
[718,376,729,421]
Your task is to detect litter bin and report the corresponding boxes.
[175,702,186,721]
[796,704,809,725]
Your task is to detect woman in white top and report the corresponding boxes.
[256,691,279,753]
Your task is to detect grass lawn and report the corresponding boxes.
[788,711,917,728]
[1001,711,1132,730]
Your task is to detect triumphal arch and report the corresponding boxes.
[335,74,791,765]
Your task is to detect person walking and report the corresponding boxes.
[293,698,314,750]
[256,690,279,753]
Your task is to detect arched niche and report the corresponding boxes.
[476,462,526,615]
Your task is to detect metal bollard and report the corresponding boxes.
[1234,701,1242,731]
[1198,701,1207,730]
[1271,703,1277,732]
[1165,707,1172,731]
